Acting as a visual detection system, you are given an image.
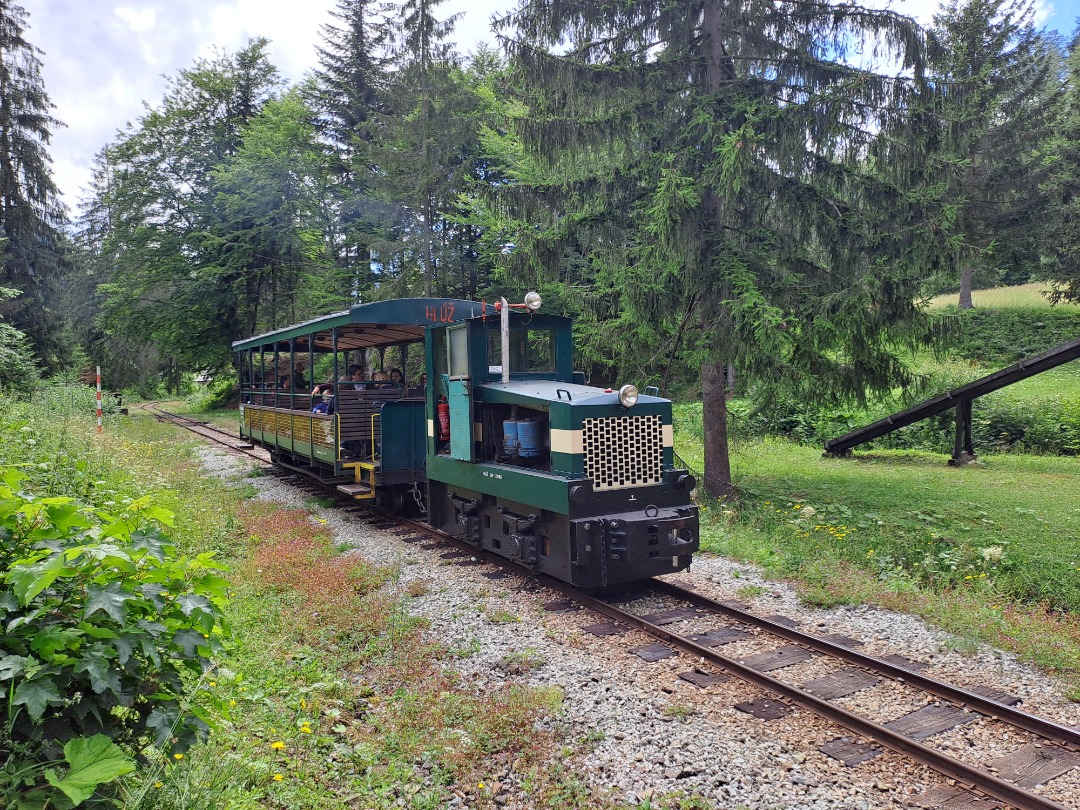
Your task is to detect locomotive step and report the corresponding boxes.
[337,482,373,496]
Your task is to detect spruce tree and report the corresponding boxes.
[0,0,67,368]
[312,0,387,288]
[928,0,1061,307]
[372,0,479,297]
[1044,27,1080,302]
[498,0,941,495]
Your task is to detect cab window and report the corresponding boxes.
[487,329,555,374]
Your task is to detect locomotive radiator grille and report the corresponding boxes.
[582,414,664,490]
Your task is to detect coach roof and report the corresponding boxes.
[231,298,498,353]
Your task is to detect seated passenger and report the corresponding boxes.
[339,364,367,390]
[370,370,393,389]
[388,367,404,386]
[312,384,335,414]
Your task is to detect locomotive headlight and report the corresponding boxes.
[618,384,639,408]
[523,291,542,311]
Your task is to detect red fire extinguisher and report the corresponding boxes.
[437,396,451,441]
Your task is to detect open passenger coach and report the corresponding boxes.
[232,296,699,588]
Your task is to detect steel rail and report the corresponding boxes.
[649,578,1080,751]
[547,579,1073,810]
[144,404,268,462]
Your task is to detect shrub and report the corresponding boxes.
[186,372,237,413]
[0,287,40,393]
[940,306,1080,366]
[0,468,230,804]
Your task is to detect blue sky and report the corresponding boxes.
[19,0,1079,215]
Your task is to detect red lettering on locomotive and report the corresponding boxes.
[440,302,455,323]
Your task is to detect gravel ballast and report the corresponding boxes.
[197,446,1080,809]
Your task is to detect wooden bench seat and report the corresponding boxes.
[335,387,407,458]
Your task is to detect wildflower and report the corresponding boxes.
[229,700,237,707]
[271,741,285,750]
[273,773,284,782]
[980,546,1004,563]
[154,782,163,789]
[299,698,307,709]
[479,782,486,789]
[173,753,184,761]
[300,725,313,734]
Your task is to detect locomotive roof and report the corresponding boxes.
[232,298,498,353]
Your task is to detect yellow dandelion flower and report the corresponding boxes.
[273,773,284,782]
[229,700,237,707]
[173,753,184,761]
[154,781,163,789]
[479,782,486,789]
[299,698,306,709]
[300,726,312,734]
[271,741,285,750]
[209,681,216,687]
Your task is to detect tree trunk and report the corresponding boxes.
[701,359,733,498]
[958,264,974,309]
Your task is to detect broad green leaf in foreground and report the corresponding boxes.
[45,734,135,804]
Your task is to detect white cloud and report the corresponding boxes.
[113,6,157,32]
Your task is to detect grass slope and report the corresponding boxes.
[927,282,1080,311]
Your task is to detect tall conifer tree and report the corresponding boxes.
[499,0,941,495]
[0,0,67,367]
[1044,27,1080,302]
[312,0,387,288]
[373,0,478,297]
[929,0,1061,307]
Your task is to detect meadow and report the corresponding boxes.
[926,282,1080,311]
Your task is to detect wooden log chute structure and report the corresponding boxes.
[824,336,1080,463]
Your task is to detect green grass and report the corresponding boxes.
[676,434,1080,687]
[927,282,1080,311]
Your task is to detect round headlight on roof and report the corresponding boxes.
[523,291,542,311]
[618,384,639,408]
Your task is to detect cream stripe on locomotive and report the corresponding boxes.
[581,414,665,491]
[550,428,583,455]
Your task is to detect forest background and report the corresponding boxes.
[2,0,1080,495]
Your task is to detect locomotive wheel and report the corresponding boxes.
[376,486,406,515]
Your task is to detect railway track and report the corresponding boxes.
[144,404,270,463]
[156,406,1080,810]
